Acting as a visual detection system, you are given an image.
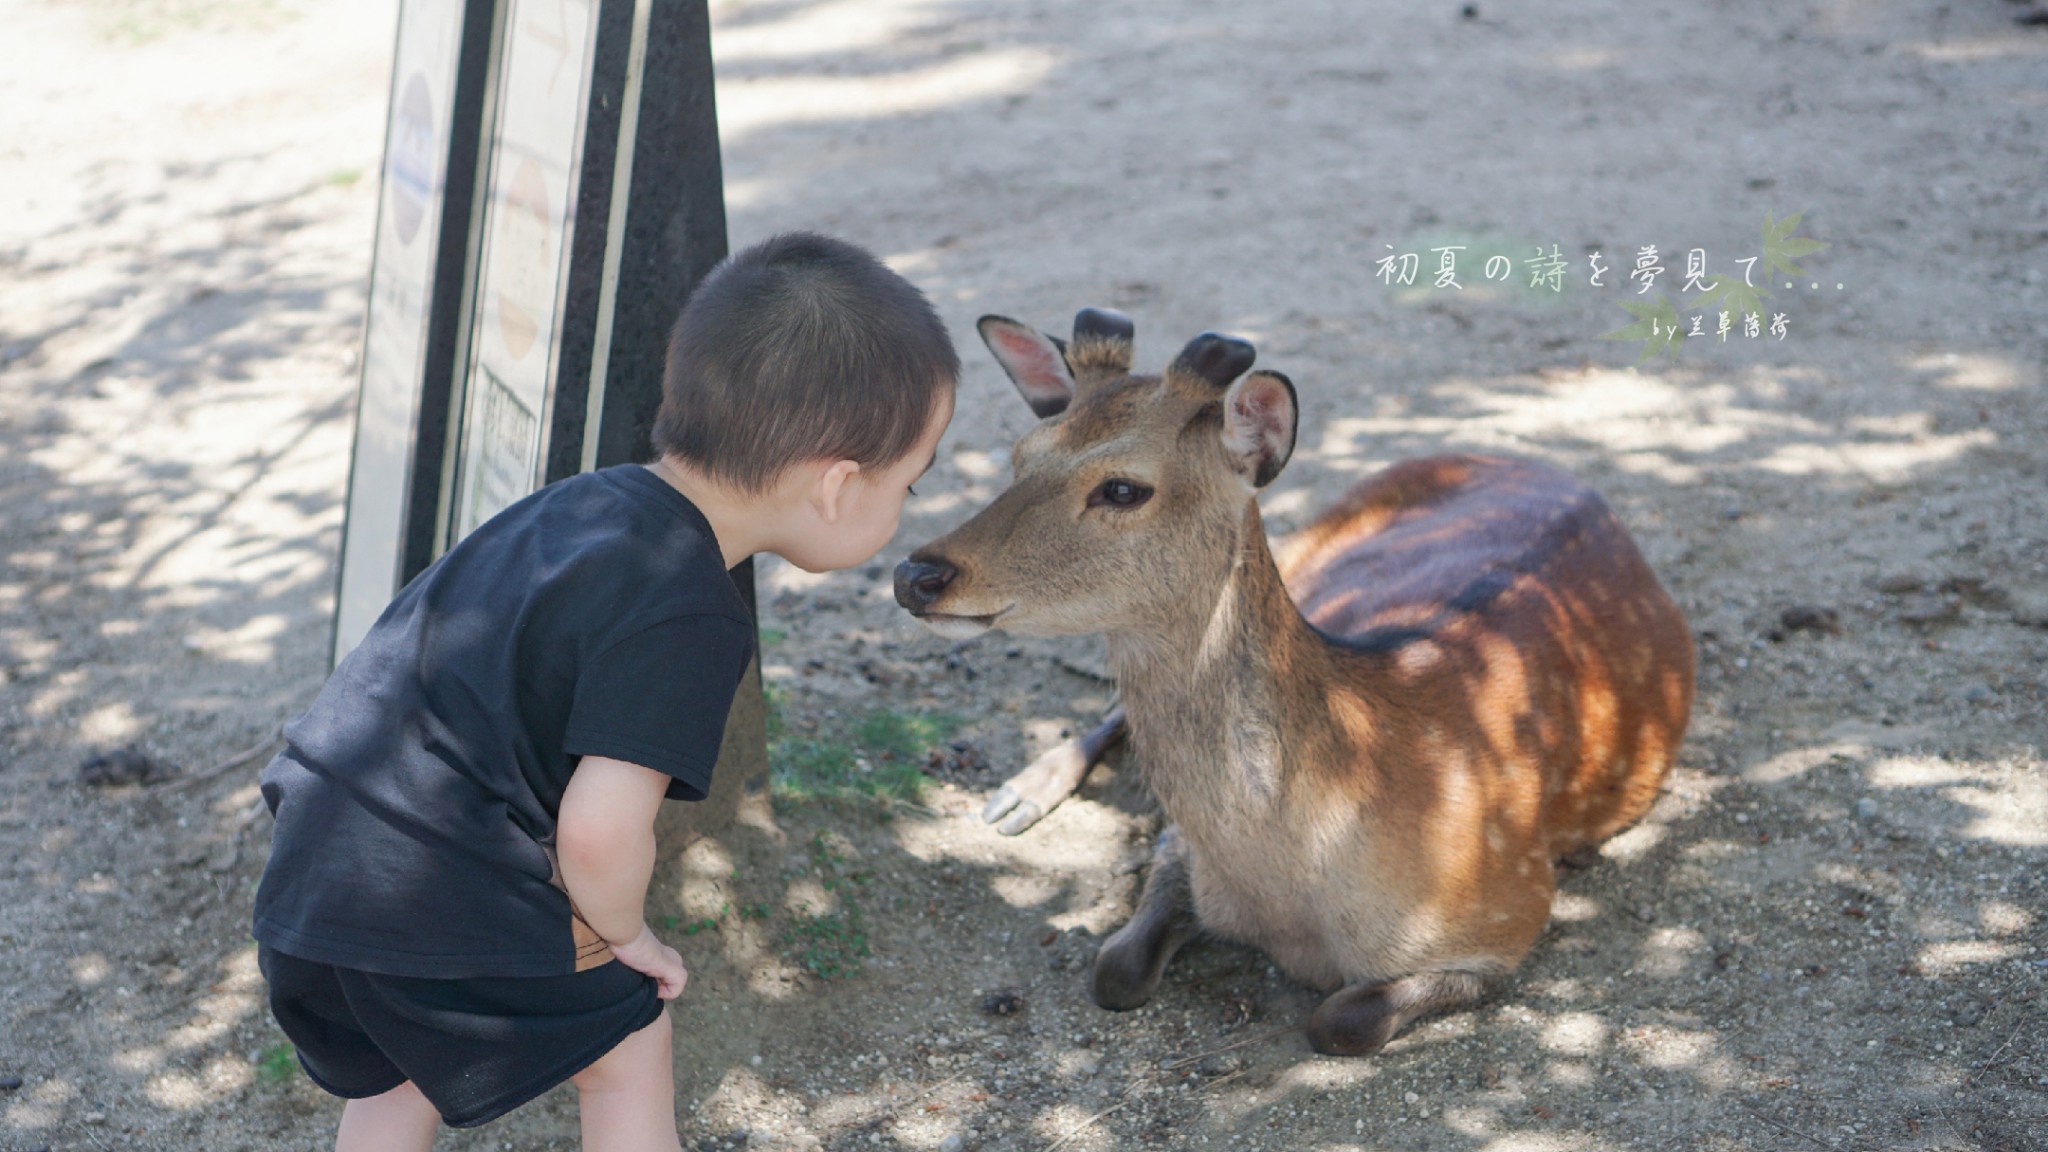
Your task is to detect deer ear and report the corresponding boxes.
[978,315,1074,419]
[1221,370,1298,488]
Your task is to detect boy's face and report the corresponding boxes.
[779,390,954,573]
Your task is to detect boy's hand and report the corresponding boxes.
[611,922,689,999]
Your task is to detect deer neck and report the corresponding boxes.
[1103,501,1327,804]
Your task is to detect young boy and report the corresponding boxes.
[252,232,959,1151]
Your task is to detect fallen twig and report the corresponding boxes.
[1200,1068,1249,1092]
[1160,1024,1300,1072]
[1964,1009,2031,1086]
[150,723,283,793]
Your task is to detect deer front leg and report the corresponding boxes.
[982,705,1126,835]
[1091,823,1199,1011]
[1305,970,1492,1058]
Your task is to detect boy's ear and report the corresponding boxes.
[810,458,862,523]
[977,315,1074,419]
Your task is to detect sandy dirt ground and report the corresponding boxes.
[3,1,2046,1150]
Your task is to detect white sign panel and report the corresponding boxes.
[453,0,598,540]
[334,0,468,661]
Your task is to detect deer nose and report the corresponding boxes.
[893,558,957,613]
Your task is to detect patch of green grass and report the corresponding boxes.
[765,688,957,804]
[781,834,871,978]
[759,626,788,646]
[255,1042,297,1085]
[785,909,869,979]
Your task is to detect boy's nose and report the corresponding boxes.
[893,558,957,613]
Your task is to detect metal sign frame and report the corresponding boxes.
[331,0,494,663]
[332,0,747,666]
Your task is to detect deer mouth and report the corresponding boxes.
[915,606,1011,641]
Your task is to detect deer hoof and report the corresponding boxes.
[982,785,1021,823]
[983,786,1048,834]
[1305,985,1399,1058]
[998,801,1045,836]
[1089,936,1161,1012]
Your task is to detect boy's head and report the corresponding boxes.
[652,232,959,572]
[653,231,959,494]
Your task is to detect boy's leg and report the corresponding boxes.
[572,1010,681,1152]
[336,1079,440,1152]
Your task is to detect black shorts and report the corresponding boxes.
[257,945,663,1128]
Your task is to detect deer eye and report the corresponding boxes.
[1087,478,1154,510]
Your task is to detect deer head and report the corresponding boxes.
[895,307,1298,640]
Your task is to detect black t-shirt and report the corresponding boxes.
[252,465,755,978]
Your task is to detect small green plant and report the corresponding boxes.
[765,689,957,803]
[785,910,869,979]
[779,833,873,979]
[678,916,719,937]
[739,902,772,921]
[256,1042,297,1085]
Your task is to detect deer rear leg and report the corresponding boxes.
[1305,970,1492,1058]
[983,705,1126,835]
[1092,823,1198,1011]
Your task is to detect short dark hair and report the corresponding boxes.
[652,232,960,493]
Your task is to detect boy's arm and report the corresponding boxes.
[557,754,687,997]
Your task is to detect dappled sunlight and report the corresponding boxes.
[990,872,1062,909]
[1862,751,2048,846]
[1751,426,1994,480]
[1542,1060,1595,1087]
[886,785,1129,936]
[1905,36,2048,63]
[783,875,842,918]
[1595,819,1664,864]
[713,0,948,64]
[1480,1132,1606,1152]
[178,611,293,664]
[1635,927,1707,979]
[162,948,265,1055]
[1278,1060,1374,1092]
[143,1057,253,1110]
[2,1076,75,1136]
[666,833,815,994]
[1617,1024,1725,1081]
[1911,351,2032,393]
[717,49,1056,141]
[1539,1012,1606,1057]
[1295,354,2032,494]
[1978,900,2034,936]
[1868,752,1977,788]
[68,951,112,986]
[1946,778,2047,847]
[75,699,145,745]
[1917,939,2022,977]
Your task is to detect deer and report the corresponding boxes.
[893,307,1695,1056]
